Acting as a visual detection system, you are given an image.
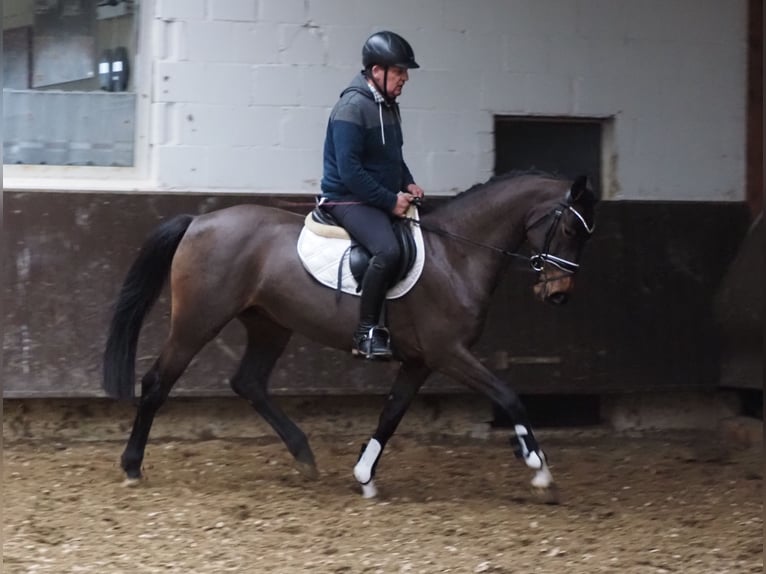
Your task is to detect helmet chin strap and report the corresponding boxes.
[382,67,389,101]
[367,66,392,103]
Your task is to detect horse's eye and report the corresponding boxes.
[562,226,576,238]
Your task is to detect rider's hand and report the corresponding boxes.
[393,192,414,217]
[405,183,425,199]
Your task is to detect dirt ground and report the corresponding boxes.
[3,430,762,574]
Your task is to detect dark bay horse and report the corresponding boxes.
[103,172,597,499]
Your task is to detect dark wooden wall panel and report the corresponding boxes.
[746,0,763,217]
[1,192,752,398]
[714,216,763,390]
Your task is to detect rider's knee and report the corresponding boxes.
[372,245,401,270]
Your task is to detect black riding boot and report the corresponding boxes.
[353,257,393,360]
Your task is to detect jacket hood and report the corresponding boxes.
[339,72,376,101]
[338,72,400,146]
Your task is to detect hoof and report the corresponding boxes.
[530,483,560,505]
[360,479,378,499]
[121,477,142,488]
[293,460,319,480]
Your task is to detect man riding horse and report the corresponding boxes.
[102,30,598,500]
[320,31,425,360]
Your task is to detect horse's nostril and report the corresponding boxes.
[548,292,569,305]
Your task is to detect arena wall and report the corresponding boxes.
[2,1,758,401]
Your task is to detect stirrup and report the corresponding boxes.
[352,326,392,360]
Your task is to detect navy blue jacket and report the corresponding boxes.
[320,73,415,213]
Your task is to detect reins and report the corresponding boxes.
[403,215,532,265]
[404,217,568,285]
[403,201,586,281]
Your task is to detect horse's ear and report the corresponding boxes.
[566,175,589,203]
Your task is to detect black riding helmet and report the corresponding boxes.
[362,31,420,70]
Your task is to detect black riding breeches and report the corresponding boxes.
[324,202,401,278]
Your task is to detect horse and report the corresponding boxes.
[102,171,598,500]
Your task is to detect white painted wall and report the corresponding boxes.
[151,0,746,200]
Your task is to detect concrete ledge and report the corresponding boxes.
[4,391,759,445]
[2,395,494,443]
[718,416,763,449]
[601,390,742,431]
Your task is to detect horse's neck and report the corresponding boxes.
[420,186,535,307]
[433,186,533,257]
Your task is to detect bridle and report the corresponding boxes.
[527,202,595,274]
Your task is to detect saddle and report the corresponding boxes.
[307,206,418,289]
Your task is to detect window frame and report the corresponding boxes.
[2,0,153,191]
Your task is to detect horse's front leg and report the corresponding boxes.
[438,347,556,500]
[354,360,431,498]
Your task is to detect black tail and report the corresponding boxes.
[102,214,195,400]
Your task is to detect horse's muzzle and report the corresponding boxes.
[533,273,575,305]
[546,292,569,305]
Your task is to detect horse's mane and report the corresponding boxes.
[419,169,570,215]
[457,169,569,198]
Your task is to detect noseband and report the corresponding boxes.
[527,204,595,275]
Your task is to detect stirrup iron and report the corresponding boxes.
[353,325,392,360]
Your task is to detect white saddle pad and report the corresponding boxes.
[296,207,425,299]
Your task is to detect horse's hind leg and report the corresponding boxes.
[354,360,431,498]
[121,332,207,481]
[230,312,317,478]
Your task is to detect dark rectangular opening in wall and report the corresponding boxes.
[492,395,602,428]
[494,116,605,198]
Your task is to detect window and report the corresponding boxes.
[3,0,138,167]
[494,116,613,198]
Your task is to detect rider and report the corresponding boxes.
[320,31,424,360]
